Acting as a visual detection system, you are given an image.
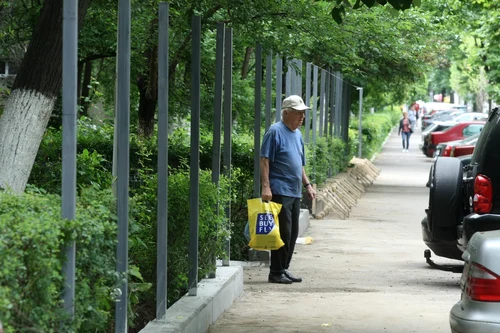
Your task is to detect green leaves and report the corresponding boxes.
[0,189,118,332]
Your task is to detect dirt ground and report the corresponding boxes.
[209,125,462,333]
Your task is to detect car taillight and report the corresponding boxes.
[466,262,500,302]
[444,145,452,156]
[473,174,493,214]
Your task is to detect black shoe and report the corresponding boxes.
[284,270,302,283]
[268,273,293,284]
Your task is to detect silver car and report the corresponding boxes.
[450,230,500,332]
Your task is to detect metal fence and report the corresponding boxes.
[60,1,362,331]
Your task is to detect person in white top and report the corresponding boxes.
[408,103,417,129]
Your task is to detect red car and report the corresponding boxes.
[451,140,477,157]
[434,134,480,158]
[426,121,485,157]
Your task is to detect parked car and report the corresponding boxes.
[449,230,500,333]
[423,111,485,130]
[419,121,455,156]
[450,136,479,158]
[423,102,456,116]
[422,110,453,129]
[425,121,485,158]
[450,104,468,112]
[420,102,465,123]
[433,134,480,159]
[434,112,488,126]
[422,107,500,268]
[422,110,465,129]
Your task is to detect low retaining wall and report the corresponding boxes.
[313,157,380,219]
[139,266,244,333]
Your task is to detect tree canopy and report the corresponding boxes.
[0,0,498,145]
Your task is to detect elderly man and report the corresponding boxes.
[260,95,316,284]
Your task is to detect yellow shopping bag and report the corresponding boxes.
[247,198,284,250]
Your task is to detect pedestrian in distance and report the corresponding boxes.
[408,103,417,130]
[412,102,420,128]
[398,111,412,152]
[260,95,316,284]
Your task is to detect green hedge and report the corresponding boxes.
[349,107,400,160]
[0,168,231,332]
[30,118,256,263]
[305,136,350,186]
[0,189,118,333]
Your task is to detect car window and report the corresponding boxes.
[437,114,453,121]
[462,133,481,144]
[462,124,484,137]
[440,124,456,132]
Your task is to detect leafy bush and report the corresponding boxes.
[128,167,232,326]
[349,107,399,159]
[0,188,119,333]
[305,136,350,186]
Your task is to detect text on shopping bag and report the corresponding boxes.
[256,213,277,234]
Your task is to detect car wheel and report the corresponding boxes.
[428,157,464,242]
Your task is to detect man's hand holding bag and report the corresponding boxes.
[247,198,284,250]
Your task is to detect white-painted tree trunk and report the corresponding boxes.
[0,89,56,193]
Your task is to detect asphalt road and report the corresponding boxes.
[209,123,463,333]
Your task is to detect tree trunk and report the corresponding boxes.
[241,46,254,79]
[137,71,157,137]
[137,23,158,138]
[0,0,91,193]
[80,60,93,116]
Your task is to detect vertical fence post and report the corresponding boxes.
[329,73,335,137]
[275,57,282,122]
[265,52,272,131]
[358,87,363,158]
[62,0,77,319]
[285,60,291,97]
[156,2,169,319]
[337,72,344,141]
[296,59,302,96]
[319,69,325,137]
[115,0,131,330]
[188,15,201,296]
[253,44,263,198]
[288,59,298,95]
[334,71,341,137]
[222,27,233,267]
[305,63,311,143]
[209,22,225,279]
[208,23,225,279]
[312,66,318,146]
[342,82,350,143]
[324,73,330,137]
[342,81,351,144]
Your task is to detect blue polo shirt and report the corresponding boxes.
[260,121,305,198]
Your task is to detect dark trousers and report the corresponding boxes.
[402,131,411,149]
[270,195,301,275]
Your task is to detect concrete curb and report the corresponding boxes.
[314,157,380,219]
[139,266,244,333]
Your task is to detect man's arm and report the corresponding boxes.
[260,157,272,201]
[302,167,316,200]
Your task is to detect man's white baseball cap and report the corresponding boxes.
[281,95,310,111]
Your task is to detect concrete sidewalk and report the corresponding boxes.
[208,123,462,333]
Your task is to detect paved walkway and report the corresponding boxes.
[209,122,462,333]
